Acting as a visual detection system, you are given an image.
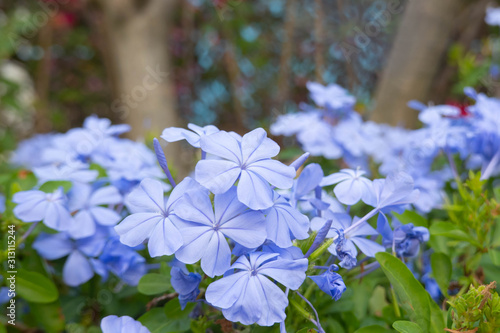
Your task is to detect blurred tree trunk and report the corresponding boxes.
[99,0,192,175]
[371,0,465,128]
[430,0,490,102]
[99,0,178,136]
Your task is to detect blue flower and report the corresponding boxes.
[270,111,319,137]
[486,7,500,26]
[260,242,305,260]
[295,189,345,216]
[173,187,266,277]
[33,229,108,286]
[306,82,356,111]
[417,104,461,126]
[312,212,385,269]
[205,252,308,326]
[421,252,442,302]
[263,192,310,248]
[10,133,57,168]
[320,169,372,205]
[97,139,165,189]
[13,188,75,231]
[91,237,147,286]
[115,178,201,257]
[101,315,150,333]
[331,230,357,269]
[364,172,419,211]
[309,265,346,301]
[83,115,131,136]
[0,194,5,214]
[232,240,305,260]
[0,288,10,305]
[271,82,363,164]
[40,120,124,166]
[67,183,122,239]
[364,172,419,240]
[0,276,13,305]
[290,163,324,206]
[33,163,99,184]
[171,266,201,310]
[161,123,219,148]
[296,115,344,159]
[412,174,446,213]
[195,128,296,209]
[465,92,500,179]
[422,273,441,303]
[385,222,429,258]
[334,118,371,168]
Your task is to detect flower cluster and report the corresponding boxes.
[11,115,164,192]
[110,123,426,330]
[272,82,500,214]
[11,118,430,331]
[10,116,160,286]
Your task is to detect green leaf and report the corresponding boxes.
[38,181,72,193]
[164,298,186,316]
[429,221,482,247]
[489,250,500,266]
[138,273,172,295]
[351,278,372,319]
[392,321,423,333]
[29,301,65,333]
[16,269,58,303]
[159,262,171,276]
[428,234,449,255]
[430,252,452,296]
[139,308,171,333]
[0,324,6,333]
[376,252,430,332]
[251,325,281,333]
[87,327,101,333]
[89,163,107,178]
[164,301,195,329]
[139,302,195,333]
[10,181,22,196]
[324,318,346,333]
[446,306,454,329]
[393,211,428,228]
[354,325,391,333]
[428,295,446,333]
[14,170,37,191]
[190,317,212,333]
[369,286,389,316]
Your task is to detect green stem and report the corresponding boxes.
[309,238,334,261]
[290,299,314,322]
[302,282,316,304]
[16,222,39,247]
[390,286,401,318]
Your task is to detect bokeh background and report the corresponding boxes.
[1,0,499,164]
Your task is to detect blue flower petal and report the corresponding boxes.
[63,250,94,286]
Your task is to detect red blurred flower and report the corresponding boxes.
[53,12,77,28]
[40,0,80,28]
[446,100,471,118]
